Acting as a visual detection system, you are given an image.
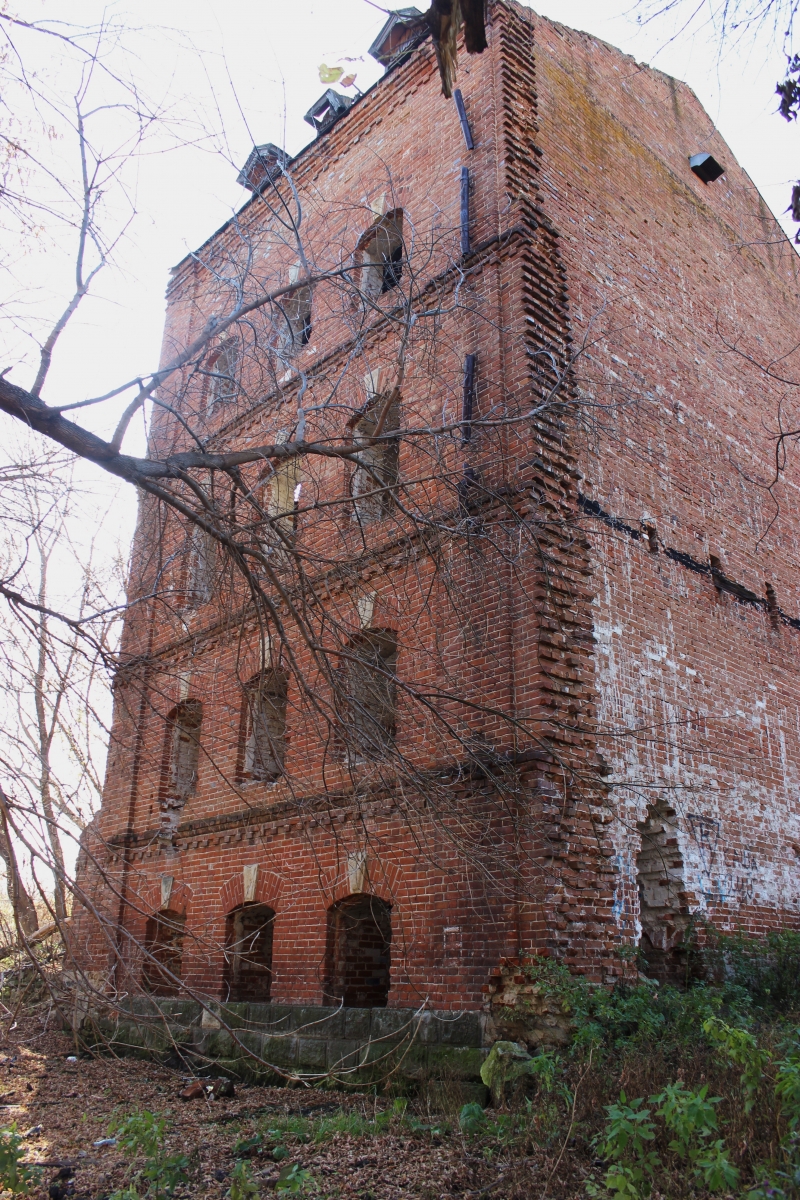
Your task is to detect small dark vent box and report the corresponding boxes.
[237,144,290,193]
[368,7,427,68]
[689,153,725,184]
[303,90,353,135]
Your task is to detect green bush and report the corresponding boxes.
[0,1124,39,1195]
[702,927,800,1014]
[108,1110,189,1200]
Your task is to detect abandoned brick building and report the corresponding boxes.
[74,0,800,1053]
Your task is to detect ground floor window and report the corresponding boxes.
[324,894,391,1007]
[142,909,186,996]
[223,903,275,1002]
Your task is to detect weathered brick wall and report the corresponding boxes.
[72,1,800,1018]
[532,14,800,951]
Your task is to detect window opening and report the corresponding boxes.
[243,670,288,781]
[207,338,239,407]
[324,894,391,1007]
[223,903,275,1002]
[276,286,312,357]
[142,909,186,996]
[268,459,301,537]
[636,803,690,984]
[351,396,399,523]
[360,211,404,300]
[342,631,397,760]
[186,525,216,607]
[160,699,202,838]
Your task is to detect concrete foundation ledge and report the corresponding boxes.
[82,1001,490,1095]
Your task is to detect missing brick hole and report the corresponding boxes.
[644,525,658,553]
[766,582,780,627]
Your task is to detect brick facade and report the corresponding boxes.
[73,1,800,1021]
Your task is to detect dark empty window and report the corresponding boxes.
[360,211,403,300]
[142,909,186,996]
[351,396,399,524]
[341,631,397,760]
[243,671,288,781]
[324,894,391,1007]
[223,903,275,1002]
[276,284,312,356]
[207,338,239,407]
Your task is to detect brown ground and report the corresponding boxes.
[0,1011,572,1199]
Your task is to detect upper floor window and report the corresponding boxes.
[206,337,239,408]
[359,210,403,301]
[185,525,216,608]
[276,276,312,357]
[351,392,400,524]
[243,669,288,781]
[267,458,301,538]
[341,631,397,760]
[164,699,203,803]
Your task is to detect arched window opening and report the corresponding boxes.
[341,631,397,760]
[351,395,399,523]
[636,804,690,985]
[142,909,186,996]
[160,699,202,837]
[324,894,391,1008]
[185,525,216,608]
[223,903,275,1002]
[206,337,239,408]
[360,211,403,300]
[243,670,288,781]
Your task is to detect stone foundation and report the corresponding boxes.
[83,1001,489,1100]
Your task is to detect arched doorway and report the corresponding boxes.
[223,904,275,1002]
[142,909,186,996]
[324,894,391,1008]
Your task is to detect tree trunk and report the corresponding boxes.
[0,790,39,938]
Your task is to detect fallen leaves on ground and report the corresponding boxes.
[0,1011,565,1199]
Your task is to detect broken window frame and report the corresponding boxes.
[242,669,288,782]
[358,210,404,301]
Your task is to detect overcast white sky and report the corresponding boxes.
[3,0,798,517]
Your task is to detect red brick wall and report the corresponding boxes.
[532,14,800,943]
[72,1,800,1012]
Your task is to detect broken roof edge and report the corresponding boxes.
[166,8,441,285]
[167,26,434,286]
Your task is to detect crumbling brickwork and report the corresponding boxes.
[73,0,800,1026]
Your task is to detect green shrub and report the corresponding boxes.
[702,927,800,1014]
[227,1159,260,1200]
[0,1124,39,1195]
[275,1163,316,1194]
[108,1110,189,1200]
